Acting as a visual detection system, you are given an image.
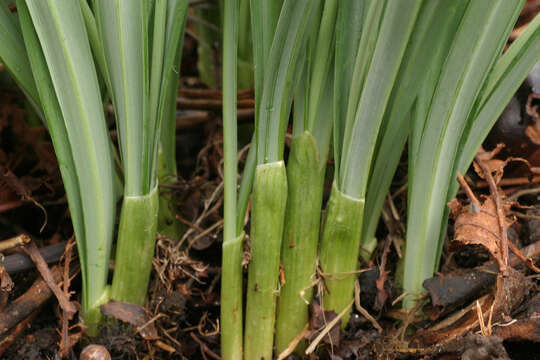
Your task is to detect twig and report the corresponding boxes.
[508,186,540,201]
[474,158,508,273]
[457,172,481,209]
[0,234,30,252]
[354,279,382,333]
[507,239,540,273]
[305,300,354,355]
[177,97,254,111]
[375,235,392,310]
[512,211,540,221]
[59,239,76,358]
[0,266,62,337]
[188,219,223,249]
[21,241,76,317]
[392,291,410,307]
[0,200,25,213]
[475,175,540,188]
[179,87,253,100]
[190,333,221,360]
[1,242,67,274]
[476,300,488,337]
[391,181,408,200]
[0,309,40,357]
[154,340,176,354]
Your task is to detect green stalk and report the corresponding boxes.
[274,132,325,353]
[244,1,315,357]
[319,0,422,323]
[221,0,242,358]
[93,0,153,306]
[275,1,336,348]
[111,187,159,305]
[244,162,287,360]
[253,0,316,164]
[319,183,364,323]
[457,12,540,185]
[94,0,188,306]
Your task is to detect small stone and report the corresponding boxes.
[80,344,111,360]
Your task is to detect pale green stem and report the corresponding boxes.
[111,186,159,305]
[221,233,244,360]
[319,182,364,327]
[275,132,324,354]
[244,161,287,360]
[221,0,242,358]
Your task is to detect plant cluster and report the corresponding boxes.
[221,0,540,359]
[0,0,188,333]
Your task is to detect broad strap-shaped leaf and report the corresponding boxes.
[250,0,282,117]
[333,0,364,178]
[404,0,525,304]
[362,0,469,248]
[79,0,112,99]
[93,0,150,195]
[457,12,540,178]
[341,0,386,166]
[254,0,318,164]
[339,0,423,198]
[0,1,41,113]
[435,12,540,271]
[23,0,116,319]
[152,0,188,180]
[17,0,85,289]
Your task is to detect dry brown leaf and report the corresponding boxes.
[307,301,341,348]
[450,197,511,271]
[100,300,158,340]
[476,144,506,162]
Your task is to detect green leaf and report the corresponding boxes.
[0,1,41,113]
[23,0,116,323]
[153,0,188,181]
[339,0,423,198]
[93,0,150,195]
[362,0,469,251]
[254,0,317,164]
[404,0,525,305]
[457,12,540,177]
[221,0,242,357]
[333,0,364,178]
[79,0,112,99]
[17,0,85,293]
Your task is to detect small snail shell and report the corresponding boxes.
[80,344,111,360]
